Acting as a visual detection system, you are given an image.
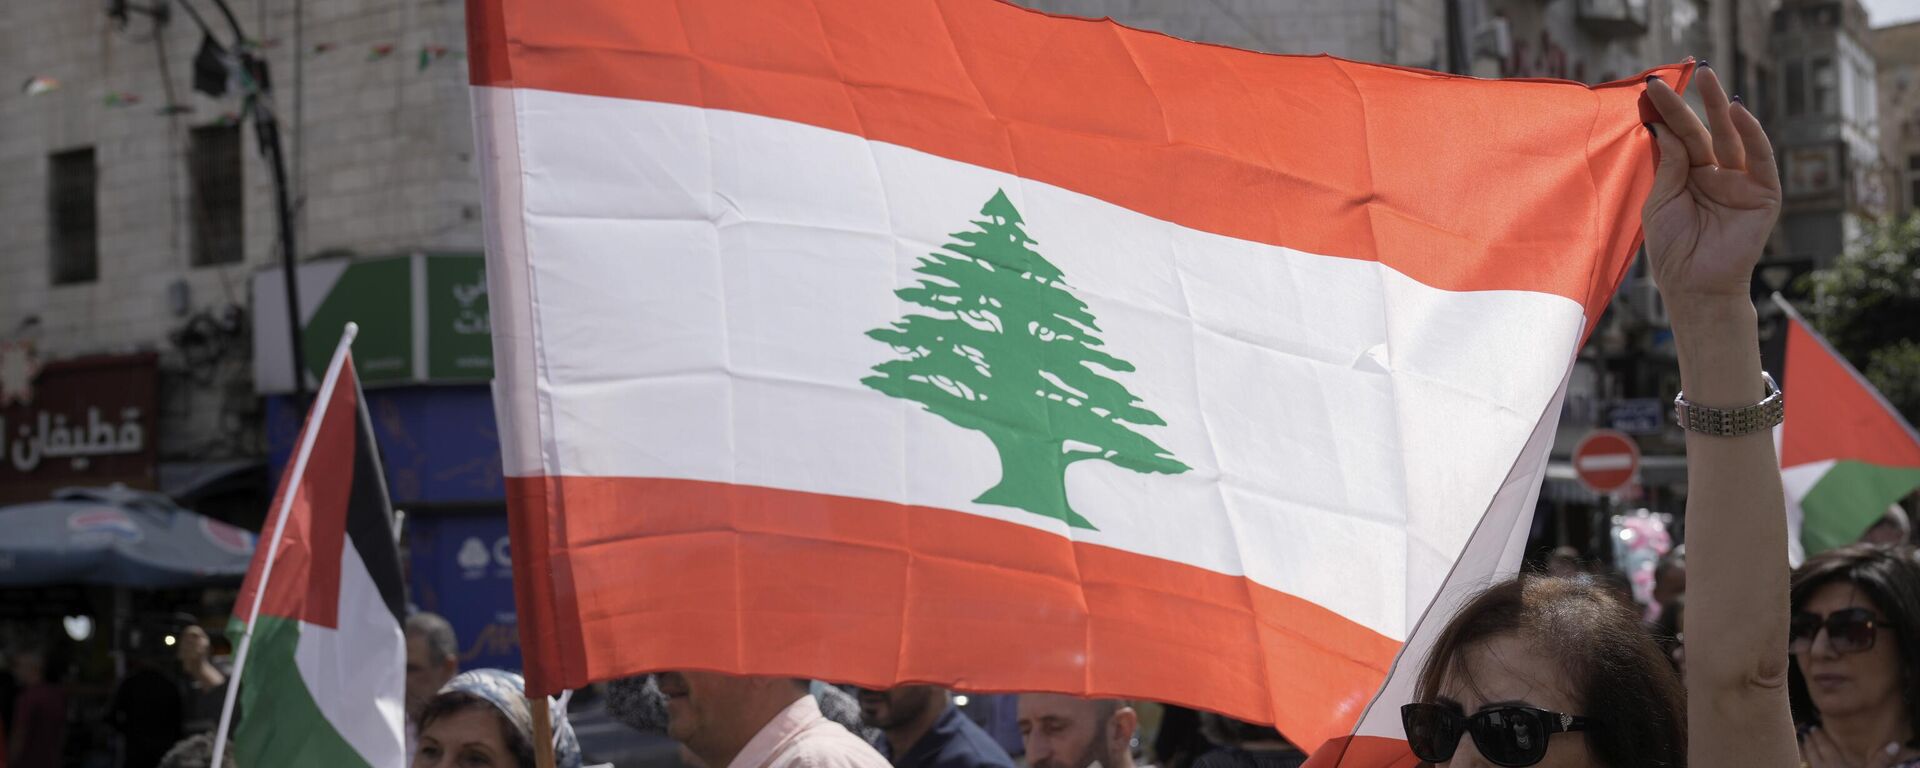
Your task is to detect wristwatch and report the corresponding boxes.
[1673,372,1783,436]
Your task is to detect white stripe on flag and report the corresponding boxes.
[293,540,407,768]
[1346,371,1571,744]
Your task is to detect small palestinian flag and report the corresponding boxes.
[228,328,407,768]
[1776,297,1920,562]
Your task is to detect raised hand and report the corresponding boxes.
[1641,64,1781,303]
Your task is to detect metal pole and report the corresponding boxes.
[177,0,308,398]
[253,101,309,398]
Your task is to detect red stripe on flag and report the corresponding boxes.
[1782,314,1920,469]
[464,0,1684,323]
[506,475,1401,751]
[234,359,359,628]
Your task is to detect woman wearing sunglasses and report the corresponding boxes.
[1400,64,1799,767]
[1792,544,1920,768]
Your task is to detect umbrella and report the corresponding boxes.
[0,485,256,588]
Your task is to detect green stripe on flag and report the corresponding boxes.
[1800,460,1920,556]
[230,615,374,768]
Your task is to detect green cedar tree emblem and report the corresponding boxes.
[863,189,1190,529]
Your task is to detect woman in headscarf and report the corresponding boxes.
[414,669,582,768]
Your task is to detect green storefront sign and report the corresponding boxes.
[255,252,492,393]
[426,254,494,380]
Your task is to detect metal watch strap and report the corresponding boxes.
[1672,371,1783,436]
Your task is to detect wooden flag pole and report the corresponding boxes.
[208,322,360,768]
[532,696,557,768]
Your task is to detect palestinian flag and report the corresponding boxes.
[1776,296,1920,563]
[467,0,1680,760]
[229,340,407,768]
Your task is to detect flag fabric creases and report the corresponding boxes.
[467,0,1684,760]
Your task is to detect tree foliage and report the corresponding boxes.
[1798,213,1920,425]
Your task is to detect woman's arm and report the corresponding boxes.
[1642,66,1796,768]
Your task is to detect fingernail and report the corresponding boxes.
[1731,93,1744,104]
[1696,59,1711,69]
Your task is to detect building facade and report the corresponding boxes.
[1769,0,1885,265]
[1875,20,1920,217]
[1014,0,1450,69]
[0,0,480,515]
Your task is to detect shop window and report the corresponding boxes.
[190,124,243,266]
[49,147,98,285]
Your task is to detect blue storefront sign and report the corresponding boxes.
[266,384,504,505]
[267,383,519,670]
[406,512,521,671]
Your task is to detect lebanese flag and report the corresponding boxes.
[468,0,1681,760]
[229,344,408,768]
[1776,297,1920,564]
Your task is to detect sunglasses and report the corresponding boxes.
[1791,607,1897,655]
[1401,703,1592,767]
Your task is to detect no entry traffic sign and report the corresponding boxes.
[1573,429,1641,494]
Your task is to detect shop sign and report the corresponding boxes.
[253,252,493,393]
[406,512,521,671]
[0,347,159,503]
[1607,398,1664,434]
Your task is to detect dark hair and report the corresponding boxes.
[1197,712,1287,747]
[1788,543,1920,744]
[418,690,536,768]
[405,612,459,666]
[1414,574,1686,767]
[157,734,237,768]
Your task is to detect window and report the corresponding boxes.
[1811,57,1837,114]
[1785,60,1806,116]
[1910,154,1920,214]
[190,124,243,266]
[49,148,98,285]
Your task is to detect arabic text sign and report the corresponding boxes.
[0,353,159,504]
[252,252,494,394]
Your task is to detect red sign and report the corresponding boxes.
[1573,429,1641,494]
[0,351,159,504]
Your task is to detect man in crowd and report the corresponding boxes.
[1017,694,1139,768]
[655,672,888,768]
[8,647,64,768]
[404,613,461,759]
[856,686,1013,768]
[176,625,228,736]
[110,647,183,768]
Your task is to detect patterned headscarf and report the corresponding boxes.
[438,668,583,768]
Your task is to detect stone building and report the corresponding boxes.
[1875,19,1920,216]
[1013,0,1450,69]
[1768,0,1885,265]
[0,0,478,512]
